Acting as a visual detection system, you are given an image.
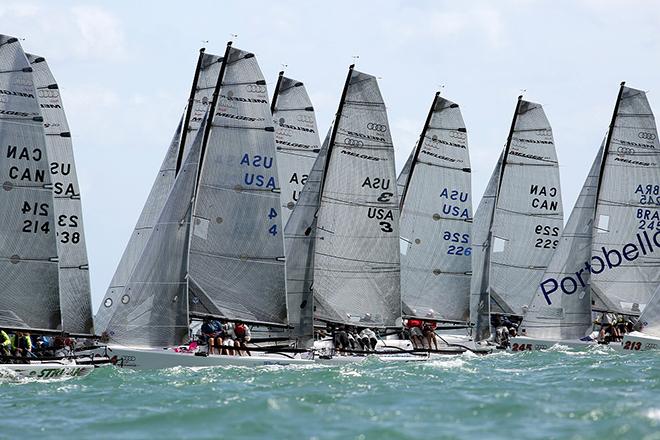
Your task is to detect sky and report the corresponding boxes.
[2,0,660,311]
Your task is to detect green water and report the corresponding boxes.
[1,347,659,440]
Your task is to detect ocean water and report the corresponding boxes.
[1,347,659,440]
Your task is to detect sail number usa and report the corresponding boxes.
[362,177,394,233]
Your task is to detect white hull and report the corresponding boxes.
[508,336,600,351]
[0,361,94,381]
[107,346,314,369]
[621,332,660,351]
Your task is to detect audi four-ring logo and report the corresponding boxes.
[277,128,293,137]
[449,131,466,140]
[297,114,314,124]
[639,132,657,141]
[536,129,552,137]
[246,84,266,93]
[38,89,59,99]
[617,147,634,155]
[367,122,387,132]
[344,138,364,147]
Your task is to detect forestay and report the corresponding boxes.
[187,45,288,326]
[0,35,60,331]
[521,146,604,339]
[27,53,93,335]
[271,73,321,226]
[590,86,660,315]
[105,116,207,347]
[489,99,563,316]
[398,94,472,322]
[313,67,401,327]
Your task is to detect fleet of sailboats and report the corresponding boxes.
[2,35,659,379]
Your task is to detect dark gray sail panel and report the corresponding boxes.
[284,127,331,345]
[590,86,660,315]
[105,117,207,347]
[469,153,502,340]
[521,146,603,339]
[272,76,321,226]
[489,100,563,316]
[27,54,93,335]
[0,35,60,331]
[399,97,472,322]
[188,47,288,326]
[96,116,183,333]
[313,70,401,327]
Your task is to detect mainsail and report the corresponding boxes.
[637,286,660,337]
[0,35,60,331]
[271,72,321,227]
[187,43,288,326]
[589,85,660,315]
[105,116,207,347]
[27,53,93,335]
[97,50,222,332]
[313,66,401,327]
[470,97,563,340]
[398,93,472,322]
[521,146,604,339]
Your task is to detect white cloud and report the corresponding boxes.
[71,5,126,60]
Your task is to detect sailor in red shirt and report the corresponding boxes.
[406,316,424,349]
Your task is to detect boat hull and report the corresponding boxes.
[0,362,94,381]
[620,332,660,351]
[107,346,313,369]
[508,336,600,351]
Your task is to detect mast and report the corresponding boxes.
[495,95,523,198]
[197,41,232,189]
[595,81,626,203]
[176,48,206,174]
[271,70,284,114]
[399,92,440,209]
[319,64,354,194]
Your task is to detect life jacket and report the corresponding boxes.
[234,324,246,338]
[0,330,10,347]
[407,319,423,328]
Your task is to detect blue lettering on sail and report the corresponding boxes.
[240,153,273,169]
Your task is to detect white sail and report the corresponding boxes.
[399,94,472,322]
[187,45,288,326]
[271,73,321,227]
[97,50,222,332]
[470,98,563,341]
[313,67,401,327]
[489,99,564,316]
[0,35,60,331]
[104,115,207,347]
[590,86,660,315]
[521,145,604,339]
[637,285,660,337]
[27,53,93,335]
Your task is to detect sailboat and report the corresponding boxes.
[97,42,312,368]
[0,35,97,379]
[284,65,424,362]
[470,96,564,346]
[397,92,474,354]
[513,83,660,351]
[95,48,223,332]
[271,72,321,227]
